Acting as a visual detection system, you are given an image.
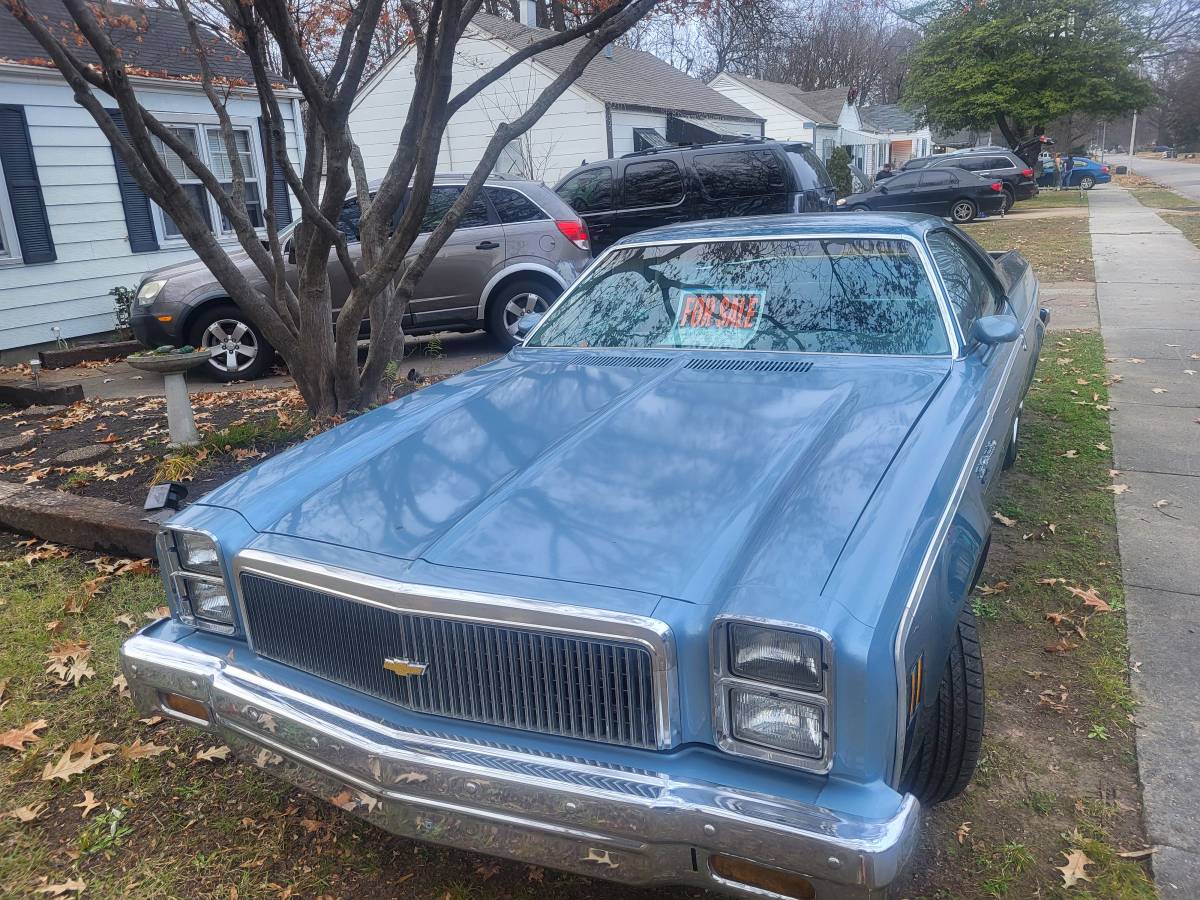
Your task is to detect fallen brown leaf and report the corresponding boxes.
[195,745,231,763]
[33,879,86,896]
[0,719,48,752]
[992,511,1017,527]
[42,734,117,782]
[1057,849,1094,888]
[121,739,168,761]
[73,791,101,819]
[7,802,47,822]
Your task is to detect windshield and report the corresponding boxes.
[527,238,950,355]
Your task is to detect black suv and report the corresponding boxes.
[909,150,1038,212]
[554,139,836,252]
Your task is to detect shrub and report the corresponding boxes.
[827,146,854,198]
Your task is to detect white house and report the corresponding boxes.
[708,75,935,173]
[0,0,301,358]
[858,104,934,168]
[349,9,764,186]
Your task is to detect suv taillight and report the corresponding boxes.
[1102,165,1110,173]
[990,182,1003,192]
[556,219,589,251]
[1021,168,1034,178]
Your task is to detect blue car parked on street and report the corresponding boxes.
[122,213,1045,899]
[1064,156,1112,189]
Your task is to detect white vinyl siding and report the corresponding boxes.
[0,73,300,352]
[350,31,608,185]
[608,109,667,156]
[707,75,816,143]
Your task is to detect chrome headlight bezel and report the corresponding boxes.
[159,528,235,633]
[136,279,168,306]
[710,616,833,773]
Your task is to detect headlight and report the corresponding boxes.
[173,573,234,626]
[836,197,847,206]
[136,279,167,305]
[729,687,824,759]
[162,529,234,630]
[712,619,831,771]
[173,529,220,576]
[729,622,823,691]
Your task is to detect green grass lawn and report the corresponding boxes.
[1016,190,1090,210]
[1160,212,1200,251]
[963,215,1095,282]
[1124,185,1200,210]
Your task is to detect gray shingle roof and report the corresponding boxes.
[859,104,923,133]
[472,13,761,123]
[718,74,847,125]
[0,0,263,83]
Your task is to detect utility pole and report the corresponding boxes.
[1129,110,1138,173]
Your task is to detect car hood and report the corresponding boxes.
[202,351,949,606]
[144,247,257,295]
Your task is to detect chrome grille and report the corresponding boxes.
[239,573,662,750]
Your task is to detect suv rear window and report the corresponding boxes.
[784,144,834,190]
[557,167,612,213]
[486,187,547,223]
[622,160,684,208]
[694,149,787,199]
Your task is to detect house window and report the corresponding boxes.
[821,138,834,160]
[0,152,19,263]
[150,123,264,243]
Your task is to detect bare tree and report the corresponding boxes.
[5,0,657,416]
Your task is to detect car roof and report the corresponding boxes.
[364,175,545,192]
[611,212,944,246]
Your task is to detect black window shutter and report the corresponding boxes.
[105,109,160,253]
[258,118,293,226]
[0,104,56,264]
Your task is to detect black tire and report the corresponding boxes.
[999,186,1015,213]
[1003,403,1022,469]
[187,302,276,382]
[485,277,562,348]
[949,198,978,223]
[1079,175,1096,190]
[901,606,985,805]
[850,204,871,213]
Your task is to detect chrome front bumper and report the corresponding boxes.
[122,629,920,899]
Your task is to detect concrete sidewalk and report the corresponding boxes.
[1089,185,1200,893]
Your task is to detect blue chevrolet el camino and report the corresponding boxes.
[122,213,1045,899]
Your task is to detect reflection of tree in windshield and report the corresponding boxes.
[527,239,950,355]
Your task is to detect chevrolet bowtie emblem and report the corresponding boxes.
[383,658,428,677]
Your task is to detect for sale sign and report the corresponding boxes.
[671,290,765,348]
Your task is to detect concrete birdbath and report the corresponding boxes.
[126,347,213,448]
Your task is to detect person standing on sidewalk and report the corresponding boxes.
[1059,154,1075,190]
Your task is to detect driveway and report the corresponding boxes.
[27,330,505,401]
[1110,153,1200,203]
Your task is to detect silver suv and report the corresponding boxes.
[130,175,593,381]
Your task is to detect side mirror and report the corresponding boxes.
[971,315,1022,346]
[515,311,543,340]
[877,185,888,194]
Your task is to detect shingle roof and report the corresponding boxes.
[860,104,923,133]
[471,13,761,123]
[718,74,850,126]
[0,0,263,84]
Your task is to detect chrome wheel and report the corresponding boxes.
[200,318,259,374]
[1079,175,1096,190]
[951,200,976,223]
[502,291,550,338]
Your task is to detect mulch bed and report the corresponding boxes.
[0,378,442,512]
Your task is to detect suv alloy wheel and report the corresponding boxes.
[189,302,276,382]
[486,278,562,348]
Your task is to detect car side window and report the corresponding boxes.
[921,170,953,186]
[986,157,1012,170]
[693,149,787,199]
[420,186,490,233]
[950,157,986,172]
[485,187,548,224]
[557,167,612,213]
[927,230,1002,338]
[622,160,683,208]
[883,172,921,189]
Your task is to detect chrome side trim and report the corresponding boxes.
[521,231,961,358]
[709,616,835,774]
[475,262,569,319]
[230,549,681,749]
[121,629,920,899]
[889,298,1034,785]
